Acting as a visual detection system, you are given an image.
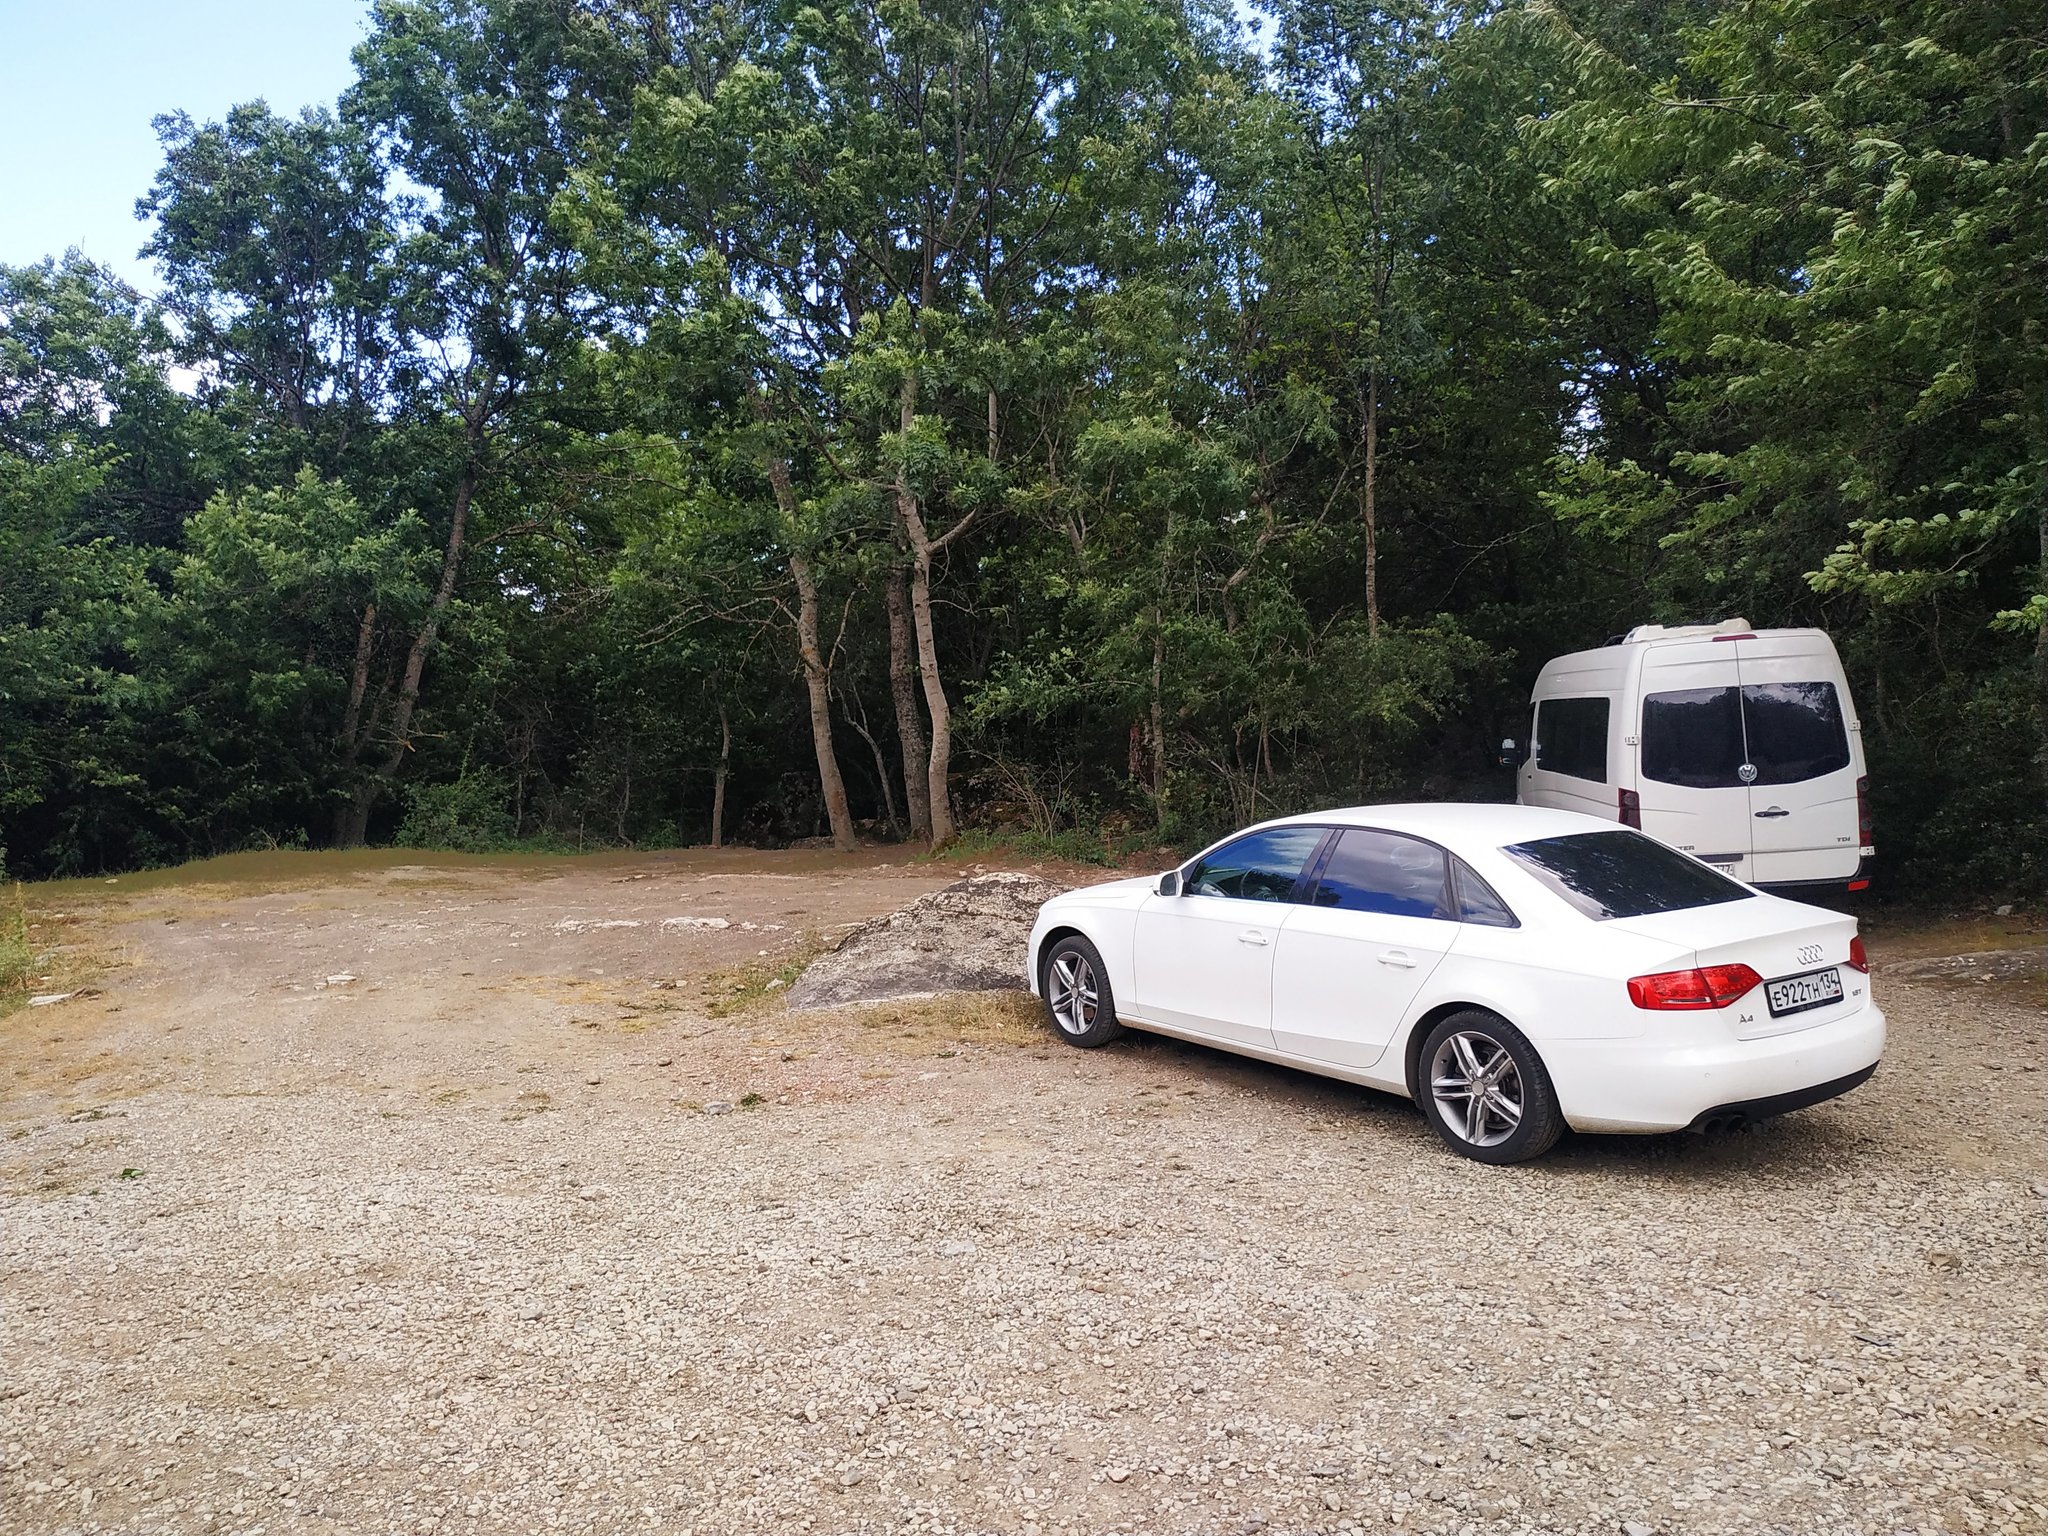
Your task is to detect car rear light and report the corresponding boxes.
[1847,935,1869,973]
[1856,774,1874,856]
[1627,963,1763,1010]
[1618,788,1642,829]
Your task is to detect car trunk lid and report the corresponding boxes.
[1606,898,1865,1039]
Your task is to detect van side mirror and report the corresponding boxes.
[1157,870,1181,897]
[1494,738,1529,771]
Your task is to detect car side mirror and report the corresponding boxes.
[1494,737,1528,771]
[1157,870,1181,897]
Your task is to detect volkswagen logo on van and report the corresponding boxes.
[1737,762,1758,784]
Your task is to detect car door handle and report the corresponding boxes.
[1378,950,1418,968]
[1754,807,1791,818]
[1238,931,1269,947]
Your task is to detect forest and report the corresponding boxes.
[1,0,2042,894]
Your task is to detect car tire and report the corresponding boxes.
[1039,934,1125,1049]
[1416,1010,1564,1165]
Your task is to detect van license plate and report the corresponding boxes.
[1765,967,1843,1018]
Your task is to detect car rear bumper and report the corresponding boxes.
[1547,997,1886,1134]
[1755,855,1875,905]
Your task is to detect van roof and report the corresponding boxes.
[1620,617,1754,643]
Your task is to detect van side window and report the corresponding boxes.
[1533,696,1610,782]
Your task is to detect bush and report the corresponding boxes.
[395,771,518,852]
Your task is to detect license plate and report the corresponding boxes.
[1766,966,1843,1018]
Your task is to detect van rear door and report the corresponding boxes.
[1635,639,1756,878]
[1735,638,1861,885]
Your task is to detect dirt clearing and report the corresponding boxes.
[2,850,2045,1536]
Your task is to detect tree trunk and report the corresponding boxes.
[336,461,478,848]
[1149,615,1167,822]
[340,602,376,750]
[789,545,856,852]
[2036,495,2048,788]
[711,703,729,849]
[752,393,856,852]
[1362,368,1380,641]
[846,691,903,840]
[893,369,957,844]
[886,564,934,842]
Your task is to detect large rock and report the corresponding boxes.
[786,871,1069,1011]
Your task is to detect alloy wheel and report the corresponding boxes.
[1046,951,1098,1035]
[1429,1029,1524,1148]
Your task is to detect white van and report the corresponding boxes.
[1512,619,1872,893]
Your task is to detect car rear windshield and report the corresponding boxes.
[1641,681,1851,788]
[1501,830,1755,921]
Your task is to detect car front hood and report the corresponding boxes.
[1045,874,1159,907]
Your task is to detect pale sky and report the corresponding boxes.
[0,0,372,291]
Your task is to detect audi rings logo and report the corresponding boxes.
[1797,944,1824,966]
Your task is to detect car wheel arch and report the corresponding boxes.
[1402,1000,1519,1101]
[1035,923,1089,985]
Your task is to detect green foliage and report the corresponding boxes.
[395,769,520,852]
[0,0,2040,895]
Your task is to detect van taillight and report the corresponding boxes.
[1856,775,1874,855]
[1618,788,1642,829]
[1627,964,1763,1010]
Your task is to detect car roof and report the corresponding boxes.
[1256,802,1615,848]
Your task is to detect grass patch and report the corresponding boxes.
[849,990,1050,1050]
[0,884,32,1003]
[0,883,119,1020]
[700,936,828,1018]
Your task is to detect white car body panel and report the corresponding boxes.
[1025,802,1885,1135]
[1131,892,1284,1049]
[1269,904,1451,1071]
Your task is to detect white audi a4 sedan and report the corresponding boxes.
[1024,804,1884,1164]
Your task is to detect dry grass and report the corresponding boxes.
[0,885,123,1020]
[699,936,831,1018]
[840,990,1053,1053]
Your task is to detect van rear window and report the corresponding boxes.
[1641,682,1850,788]
[1502,830,1753,920]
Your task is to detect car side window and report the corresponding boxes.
[1452,857,1518,928]
[1185,826,1327,903]
[1306,829,1453,920]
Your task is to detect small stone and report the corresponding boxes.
[1622,1523,1655,1536]
[838,1470,862,1488]
[577,1186,603,1200]
[585,1076,602,1086]
[517,1305,543,1322]
[655,1057,673,1067]
[703,1102,733,1116]
[1105,1467,1130,1483]
[1324,1490,1344,1511]
[1994,903,2013,916]
[325,973,357,986]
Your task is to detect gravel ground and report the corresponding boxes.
[3,853,2046,1536]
